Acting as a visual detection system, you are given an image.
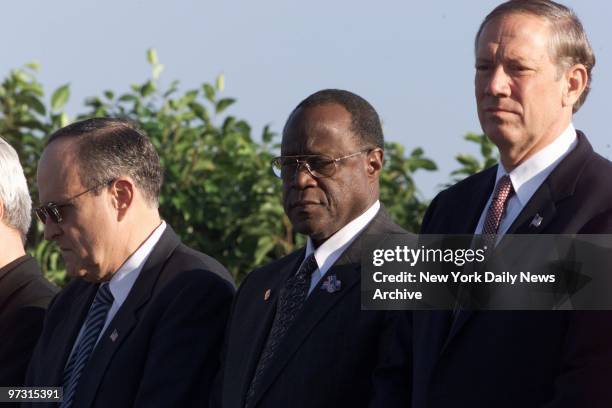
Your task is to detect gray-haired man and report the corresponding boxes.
[0,137,57,388]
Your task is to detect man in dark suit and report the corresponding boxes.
[26,118,235,407]
[411,1,612,407]
[218,89,408,408]
[0,137,57,391]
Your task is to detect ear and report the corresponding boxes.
[562,63,588,109]
[110,178,135,218]
[366,148,384,178]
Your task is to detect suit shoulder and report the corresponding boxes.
[434,165,497,202]
[3,259,58,311]
[579,151,612,191]
[44,279,93,317]
[164,244,236,290]
[239,250,302,289]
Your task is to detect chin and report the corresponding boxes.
[484,125,518,148]
[292,219,325,238]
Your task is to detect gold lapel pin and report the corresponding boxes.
[264,289,271,301]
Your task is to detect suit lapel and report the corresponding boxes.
[436,169,496,348]
[251,262,360,406]
[251,206,404,406]
[505,131,591,234]
[46,283,97,387]
[463,171,497,233]
[72,225,181,408]
[238,251,302,407]
[442,133,592,350]
[507,182,557,234]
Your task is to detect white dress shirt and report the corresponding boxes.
[295,200,380,295]
[68,221,167,359]
[475,124,578,239]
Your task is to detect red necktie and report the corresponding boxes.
[482,174,514,238]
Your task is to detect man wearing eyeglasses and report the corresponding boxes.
[0,137,57,393]
[25,118,235,408]
[217,89,409,408]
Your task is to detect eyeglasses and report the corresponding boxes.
[271,149,372,179]
[35,180,114,224]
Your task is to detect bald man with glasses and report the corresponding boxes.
[217,89,410,408]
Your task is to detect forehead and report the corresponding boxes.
[37,139,83,202]
[477,13,553,61]
[281,103,358,155]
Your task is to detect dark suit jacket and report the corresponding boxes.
[25,225,235,408]
[412,132,612,407]
[0,255,57,388]
[218,207,410,408]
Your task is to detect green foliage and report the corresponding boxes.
[0,49,489,285]
[380,143,437,232]
[450,132,498,182]
[0,63,71,286]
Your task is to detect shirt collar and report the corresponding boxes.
[108,221,167,305]
[496,123,577,206]
[305,200,380,275]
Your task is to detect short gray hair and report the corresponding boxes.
[0,137,32,239]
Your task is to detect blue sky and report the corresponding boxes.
[2,0,609,199]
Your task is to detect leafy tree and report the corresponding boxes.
[0,62,71,285]
[380,144,437,232]
[450,132,498,182]
[0,50,463,285]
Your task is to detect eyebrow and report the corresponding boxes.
[475,56,534,65]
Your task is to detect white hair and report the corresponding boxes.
[0,137,32,239]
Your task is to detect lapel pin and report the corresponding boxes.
[530,213,543,228]
[110,329,119,342]
[321,275,342,293]
[264,289,271,301]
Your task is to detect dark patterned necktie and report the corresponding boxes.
[245,253,318,407]
[61,282,114,408]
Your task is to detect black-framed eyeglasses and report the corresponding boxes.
[35,179,114,224]
[271,148,372,179]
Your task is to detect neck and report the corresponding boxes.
[105,209,162,279]
[500,118,572,172]
[0,225,26,269]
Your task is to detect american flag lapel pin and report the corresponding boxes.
[110,329,119,342]
[321,275,342,293]
[530,213,543,228]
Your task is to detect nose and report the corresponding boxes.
[292,162,317,189]
[486,65,511,97]
[43,219,62,241]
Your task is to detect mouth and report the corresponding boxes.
[484,107,516,114]
[290,200,320,209]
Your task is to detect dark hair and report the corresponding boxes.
[476,0,595,112]
[286,89,384,148]
[46,117,163,206]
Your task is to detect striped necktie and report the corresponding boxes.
[60,282,114,408]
